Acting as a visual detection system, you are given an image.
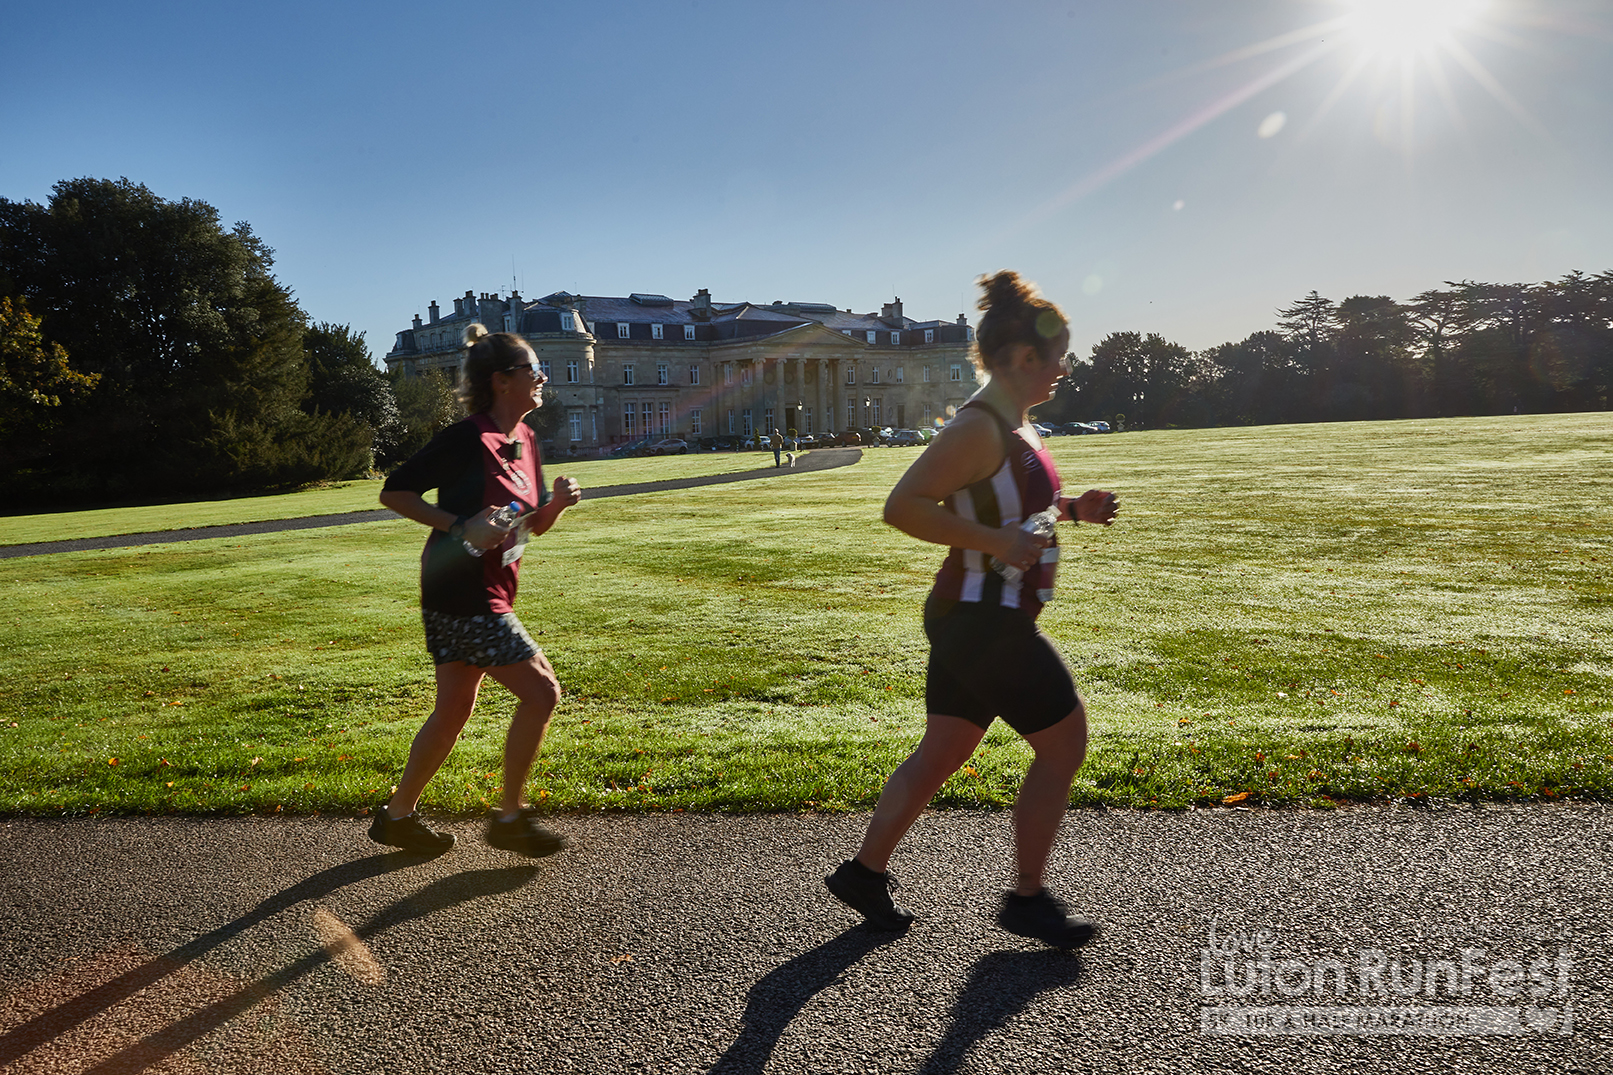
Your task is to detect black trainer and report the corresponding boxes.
[996,889,1099,949]
[368,807,455,855]
[825,859,915,931]
[486,807,568,858]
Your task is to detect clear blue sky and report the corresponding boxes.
[5,0,1610,363]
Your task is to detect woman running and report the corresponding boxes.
[826,271,1118,947]
[368,323,582,856]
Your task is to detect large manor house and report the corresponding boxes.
[384,287,980,450]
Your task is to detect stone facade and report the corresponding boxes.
[384,288,980,450]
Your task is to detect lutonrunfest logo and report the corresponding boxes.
[1197,920,1573,1037]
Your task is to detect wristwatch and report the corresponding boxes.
[447,515,467,540]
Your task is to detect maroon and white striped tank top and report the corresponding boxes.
[928,401,1063,619]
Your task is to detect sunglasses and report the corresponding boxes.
[502,363,546,380]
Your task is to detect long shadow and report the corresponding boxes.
[915,949,1087,1075]
[76,863,540,1075]
[710,924,902,1075]
[0,849,475,1068]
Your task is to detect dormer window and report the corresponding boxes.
[652,323,664,340]
[891,331,900,345]
[684,324,695,340]
[924,329,934,344]
[561,313,575,331]
[865,330,876,344]
[618,323,631,339]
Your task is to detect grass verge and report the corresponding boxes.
[0,413,1608,815]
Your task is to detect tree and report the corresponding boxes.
[0,177,363,499]
[304,322,399,462]
[522,385,566,445]
[0,296,100,467]
[387,368,461,467]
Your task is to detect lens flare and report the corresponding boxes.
[1344,0,1486,58]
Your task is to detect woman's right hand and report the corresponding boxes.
[995,523,1051,573]
[462,506,516,551]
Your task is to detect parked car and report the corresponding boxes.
[793,433,821,449]
[646,437,688,455]
[1087,420,1112,433]
[1031,423,1053,438]
[608,438,654,458]
[887,429,926,447]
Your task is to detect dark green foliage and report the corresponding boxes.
[0,296,100,463]
[386,367,461,467]
[521,385,566,446]
[0,178,366,500]
[303,321,398,470]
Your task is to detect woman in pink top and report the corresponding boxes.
[827,272,1120,947]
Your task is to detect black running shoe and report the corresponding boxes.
[368,807,455,855]
[486,807,568,858]
[996,889,1099,949]
[825,859,915,931]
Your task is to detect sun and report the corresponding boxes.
[1341,0,1488,60]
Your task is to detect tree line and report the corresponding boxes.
[1037,275,1613,429]
[0,178,474,505]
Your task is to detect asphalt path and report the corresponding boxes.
[0,449,863,559]
[1,804,1607,1074]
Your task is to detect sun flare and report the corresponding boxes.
[1342,0,1488,59]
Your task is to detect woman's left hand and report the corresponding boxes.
[552,476,581,508]
[1067,489,1119,526]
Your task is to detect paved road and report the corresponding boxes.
[0,449,863,560]
[1,804,1607,1074]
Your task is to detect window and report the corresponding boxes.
[623,364,635,385]
[623,404,636,437]
[691,408,702,435]
[891,331,900,345]
[566,359,578,383]
[657,363,669,386]
[539,359,552,380]
[896,404,905,426]
[865,330,876,344]
[847,394,856,423]
[658,402,671,434]
[966,327,975,342]
[724,365,733,385]
[689,365,700,385]
[826,405,834,429]
[845,366,856,385]
[804,408,813,433]
[923,403,933,425]
[924,329,934,344]
[617,323,631,339]
[652,323,664,340]
[871,399,881,425]
[895,365,904,383]
[569,411,581,442]
[923,365,932,383]
[742,409,753,436]
[561,313,575,331]
[641,402,653,434]
[684,324,695,340]
[870,368,880,384]
[950,364,963,382]
[742,365,752,386]
[764,408,774,432]
[842,330,853,337]
[728,409,735,434]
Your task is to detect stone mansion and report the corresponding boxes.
[383,287,980,449]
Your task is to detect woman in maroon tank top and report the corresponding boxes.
[826,272,1120,948]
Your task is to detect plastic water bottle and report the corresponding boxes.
[464,501,522,557]
[994,506,1060,584]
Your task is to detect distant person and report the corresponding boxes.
[369,323,582,857]
[825,271,1119,947]
[771,428,784,467]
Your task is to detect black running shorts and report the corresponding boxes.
[923,599,1080,736]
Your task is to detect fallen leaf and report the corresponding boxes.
[609,953,634,965]
[1223,791,1251,804]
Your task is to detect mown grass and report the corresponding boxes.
[0,414,1608,816]
[0,450,775,546]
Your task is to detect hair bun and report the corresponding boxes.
[463,322,490,346]
[978,270,1033,314]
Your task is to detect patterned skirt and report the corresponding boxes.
[421,609,540,668]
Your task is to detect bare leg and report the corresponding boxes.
[856,714,985,873]
[1012,699,1089,895]
[484,651,562,816]
[386,661,485,818]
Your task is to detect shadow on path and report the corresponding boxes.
[0,852,537,1073]
[709,924,903,1075]
[0,449,862,559]
[915,949,1087,1075]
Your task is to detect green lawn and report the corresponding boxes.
[0,450,776,546]
[0,413,1608,816]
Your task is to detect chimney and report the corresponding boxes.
[956,313,967,326]
[692,288,711,310]
[881,297,904,325]
[412,313,422,330]
[452,297,464,317]
[428,301,440,323]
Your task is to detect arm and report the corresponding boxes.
[882,409,1048,571]
[1058,489,1121,526]
[378,490,508,550]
